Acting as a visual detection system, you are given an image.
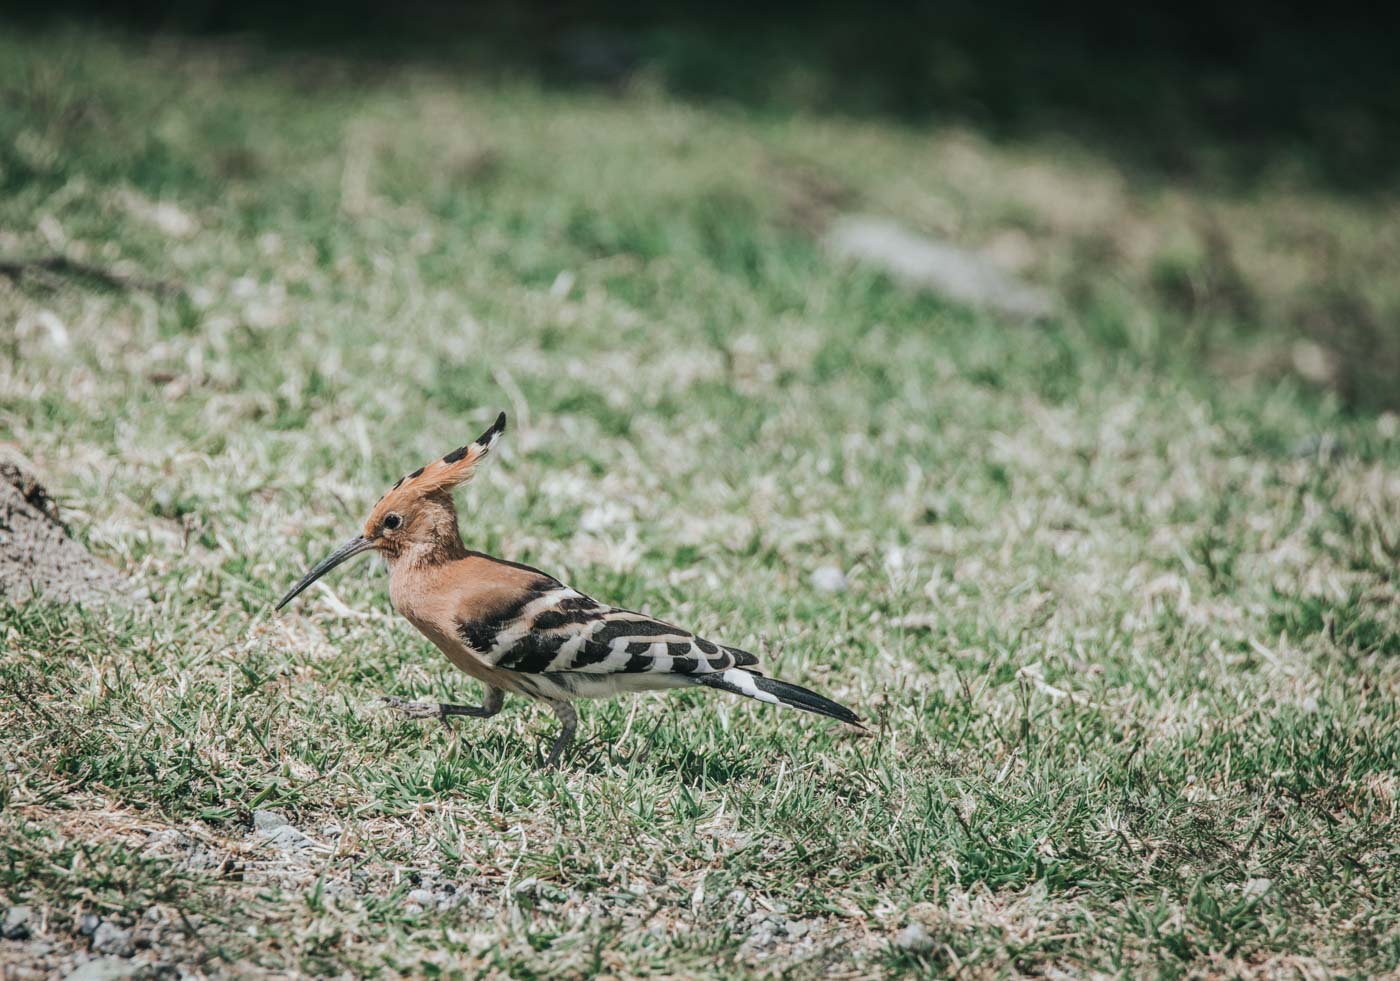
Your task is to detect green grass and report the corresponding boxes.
[3,26,1399,978]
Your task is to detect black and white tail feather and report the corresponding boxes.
[696,669,863,726]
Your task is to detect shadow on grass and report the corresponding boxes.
[591,742,764,786]
[8,1,1400,193]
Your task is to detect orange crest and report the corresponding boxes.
[364,413,506,535]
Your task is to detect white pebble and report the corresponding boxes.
[894,922,934,952]
[253,810,290,831]
[810,565,848,593]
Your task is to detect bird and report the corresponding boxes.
[274,413,863,767]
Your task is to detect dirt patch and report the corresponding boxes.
[0,452,136,605]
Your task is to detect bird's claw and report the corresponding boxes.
[378,696,442,720]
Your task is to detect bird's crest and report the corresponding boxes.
[364,412,506,533]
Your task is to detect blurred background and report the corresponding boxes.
[27,1,1400,187]
[4,5,1400,976]
[6,0,1399,410]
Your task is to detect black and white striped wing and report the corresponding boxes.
[462,585,760,678]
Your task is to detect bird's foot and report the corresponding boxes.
[537,703,577,769]
[378,696,443,720]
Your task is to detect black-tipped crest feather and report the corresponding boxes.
[443,412,507,464]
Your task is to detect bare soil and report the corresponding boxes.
[0,453,133,605]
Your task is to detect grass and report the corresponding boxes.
[2,25,1399,978]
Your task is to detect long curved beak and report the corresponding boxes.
[274,536,375,611]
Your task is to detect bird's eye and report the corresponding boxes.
[383,513,402,531]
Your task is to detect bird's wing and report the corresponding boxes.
[460,580,760,677]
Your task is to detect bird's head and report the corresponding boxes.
[274,412,506,611]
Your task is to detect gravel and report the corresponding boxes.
[3,905,34,940]
[90,923,134,957]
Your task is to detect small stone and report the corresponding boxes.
[3,905,33,940]
[91,922,134,957]
[79,913,101,936]
[826,215,1055,319]
[63,958,141,981]
[810,565,848,593]
[1290,341,1336,386]
[183,847,220,870]
[895,922,934,952]
[252,809,291,831]
[406,889,434,908]
[403,903,424,916]
[142,829,192,852]
[258,825,313,851]
[747,924,779,949]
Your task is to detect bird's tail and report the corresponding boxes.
[697,669,864,727]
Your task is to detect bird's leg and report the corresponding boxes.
[381,687,503,722]
[440,686,504,721]
[540,701,577,769]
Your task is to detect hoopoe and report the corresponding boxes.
[275,414,862,767]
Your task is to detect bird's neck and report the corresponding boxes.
[387,532,468,576]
